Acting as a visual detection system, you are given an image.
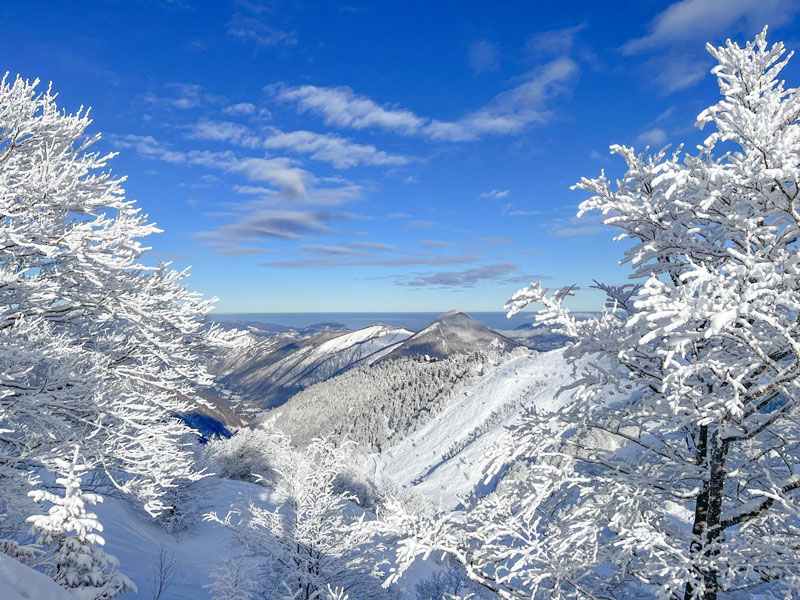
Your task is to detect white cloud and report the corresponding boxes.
[400,262,523,288]
[112,134,187,164]
[501,202,541,216]
[526,23,587,56]
[274,84,426,134]
[226,14,297,46]
[274,56,578,142]
[186,118,410,169]
[261,129,410,169]
[223,102,257,116]
[349,241,406,252]
[188,119,261,147]
[637,127,668,146]
[468,40,500,74]
[620,0,800,93]
[622,0,792,54]
[480,189,510,200]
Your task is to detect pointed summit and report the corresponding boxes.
[379,310,522,362]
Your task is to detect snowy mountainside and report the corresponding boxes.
[376,348,577,509]
[265,347,530,451]
[378,310,522,361]
[212,324,414,409]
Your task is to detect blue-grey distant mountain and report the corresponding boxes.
[213,319,349,338]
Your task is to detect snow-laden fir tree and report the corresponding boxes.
[381,28,800,600]
[207,431,392,600]
[26,449,135,599]
[0,72,239,532]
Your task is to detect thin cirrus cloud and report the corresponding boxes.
[222,102,257,116]
[226,5,298,47]
[113,134,363,206]
[468,40,500,74]
[261,253,479,269]
[405,220,437,230]
[480,189,510,200]
[260,129,411,169]
[636,127,667,146]
[349,241,407,252]
[419,239,454,249]
[501,203,541,216]
[197,209,352,250]
[546,212,609,237]
[526,23,587,56]
[187,119,411,169]
[399,262,537,288]
[272,55,578,142]
[620,0,799,93]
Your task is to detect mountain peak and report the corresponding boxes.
[379,311,523,362]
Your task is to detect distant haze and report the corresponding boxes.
[212,311,579,332]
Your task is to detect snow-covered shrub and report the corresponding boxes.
[207,436,393,600]
[416,561,486,600]
[26,450,135,599]
[152,476,216,538]
[204,555,259,600]
[205,426,289,483]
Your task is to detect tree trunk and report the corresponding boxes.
[684,426,728,600]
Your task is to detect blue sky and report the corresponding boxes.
[3,0,800,312]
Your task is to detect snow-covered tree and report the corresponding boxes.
[204,555,260,600]
[0,72,239,527]
[26,449,135,599]
[207,432,392,600]
[382,28,800,600]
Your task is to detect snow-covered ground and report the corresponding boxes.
[377,348,575,508]
[0,551,74,600]
[91,479,277,600]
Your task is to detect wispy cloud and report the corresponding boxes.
[620,0,799,93]
[260,129,411,168]
[468,40,500,74]
[546,212,608,237]
[274,84,425,133]
[142,83,223,111]
[188,119,261,147]
[400,262,524,288]
[480,189,510,200]
[226,4,297,47]
[405,220,437,230]
[636,127,667,146]
[473,236,511,245]
[113,134,187,163]
[186,119,410,169]
[419,239,454,248]
[301,244,365,256]
[261,253,478,269]
[222,102,258,116]
[501,202,541,216]
[349,241,406,252]
[526,23,587,56]
[273,56,578,141]
[198,209,352,249]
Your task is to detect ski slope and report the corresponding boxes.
[377,348,576,508]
